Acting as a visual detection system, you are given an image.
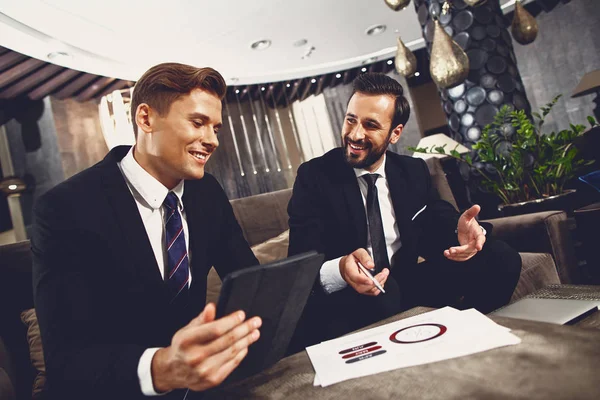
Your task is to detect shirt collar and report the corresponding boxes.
[353,153,387,180]
[119,146,185,210]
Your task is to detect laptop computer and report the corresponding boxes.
[491,297,600,325]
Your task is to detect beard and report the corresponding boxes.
[343,136,389,170]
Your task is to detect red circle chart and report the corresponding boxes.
[389,323,448,344]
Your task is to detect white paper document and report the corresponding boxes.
[307,307,521,387]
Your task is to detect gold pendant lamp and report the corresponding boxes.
[384,0,411,12]
[429,19,469,89]
[511,0,539,45]
[395,37,417,77]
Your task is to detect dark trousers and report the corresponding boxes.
[401,238,522,314]
[288,239,521,353]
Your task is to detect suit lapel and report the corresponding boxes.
[335,152,368,249]
[100,146,168,298]
[385,153,414,249]
[182,181,209,293]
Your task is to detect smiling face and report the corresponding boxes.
[342,92,403,172]
[134,88,222,189]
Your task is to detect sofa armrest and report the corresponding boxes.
[483,211,577,284]
[0,337,16,400]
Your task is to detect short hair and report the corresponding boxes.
[130,62,227,136]
[350,72,410,129]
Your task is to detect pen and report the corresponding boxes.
[356,261,386,294]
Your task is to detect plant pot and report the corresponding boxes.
[498,190,578,217]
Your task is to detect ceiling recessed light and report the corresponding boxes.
[336,73,342,79]
[286,83,291,87]
[293,38,308,47]
[361,67,367,72]
[8,184,17,191]
[311,78,316,83]
[365,24,386,36]
[261,87,266,91]
[47,51,72,62]
[415,72,421,77]
[387,60,393,65]
[250,39,272,51]
[235,89,240,94]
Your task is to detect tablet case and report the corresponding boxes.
[216,251,324,381]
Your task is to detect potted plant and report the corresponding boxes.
[411,95,597,216]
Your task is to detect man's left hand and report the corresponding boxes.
[443,204,486,262]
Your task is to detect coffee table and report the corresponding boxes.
[205,293,600,399]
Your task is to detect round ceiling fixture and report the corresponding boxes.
[293,39,308,47]
[335,73,342,79]
[47,51,72,62]
[250,39,272,50]
[0,176,27,196]
[365,24,387,36]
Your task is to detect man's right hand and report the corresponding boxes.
[339,248,389,296]
[151,303,262,393]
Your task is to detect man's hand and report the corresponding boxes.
[444,204,486,262]
[339,248,389,296]
[151,303,261,393]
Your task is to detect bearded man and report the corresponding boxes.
[286,73,521,351]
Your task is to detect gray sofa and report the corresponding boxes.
[0,159,576,400]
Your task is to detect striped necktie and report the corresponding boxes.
[163,192,189,304]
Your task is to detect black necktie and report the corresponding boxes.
[362,174,390,274]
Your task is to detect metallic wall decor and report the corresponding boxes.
[258,89,282,172]
[395,37,418,77]
[511,0,539,45]
[282,87,305,163]
[430,19,469,88]
[384,0,412,11]
[269,88,294,169]
[223,100,246,176]
[248,97,270,173]
[235,90,258,175]
[414,0,532,193]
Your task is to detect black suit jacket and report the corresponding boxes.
[31,146,257,400]
[287,148,461,346]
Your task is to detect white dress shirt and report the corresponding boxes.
[117,147,190,396]
[320,154,403,294]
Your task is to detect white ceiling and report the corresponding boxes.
[0,0,523,85]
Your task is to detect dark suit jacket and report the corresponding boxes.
[31,146,257,400]
[287,148,461,346]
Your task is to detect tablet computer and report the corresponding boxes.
[216,251,324,381]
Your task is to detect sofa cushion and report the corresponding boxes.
[510,253,560,302]
[230,190,292,246]
[0,367,16,400]
[250,229,290,265]
[206,230,290,305]
[19,309,45,399]
[0,240,35,400]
